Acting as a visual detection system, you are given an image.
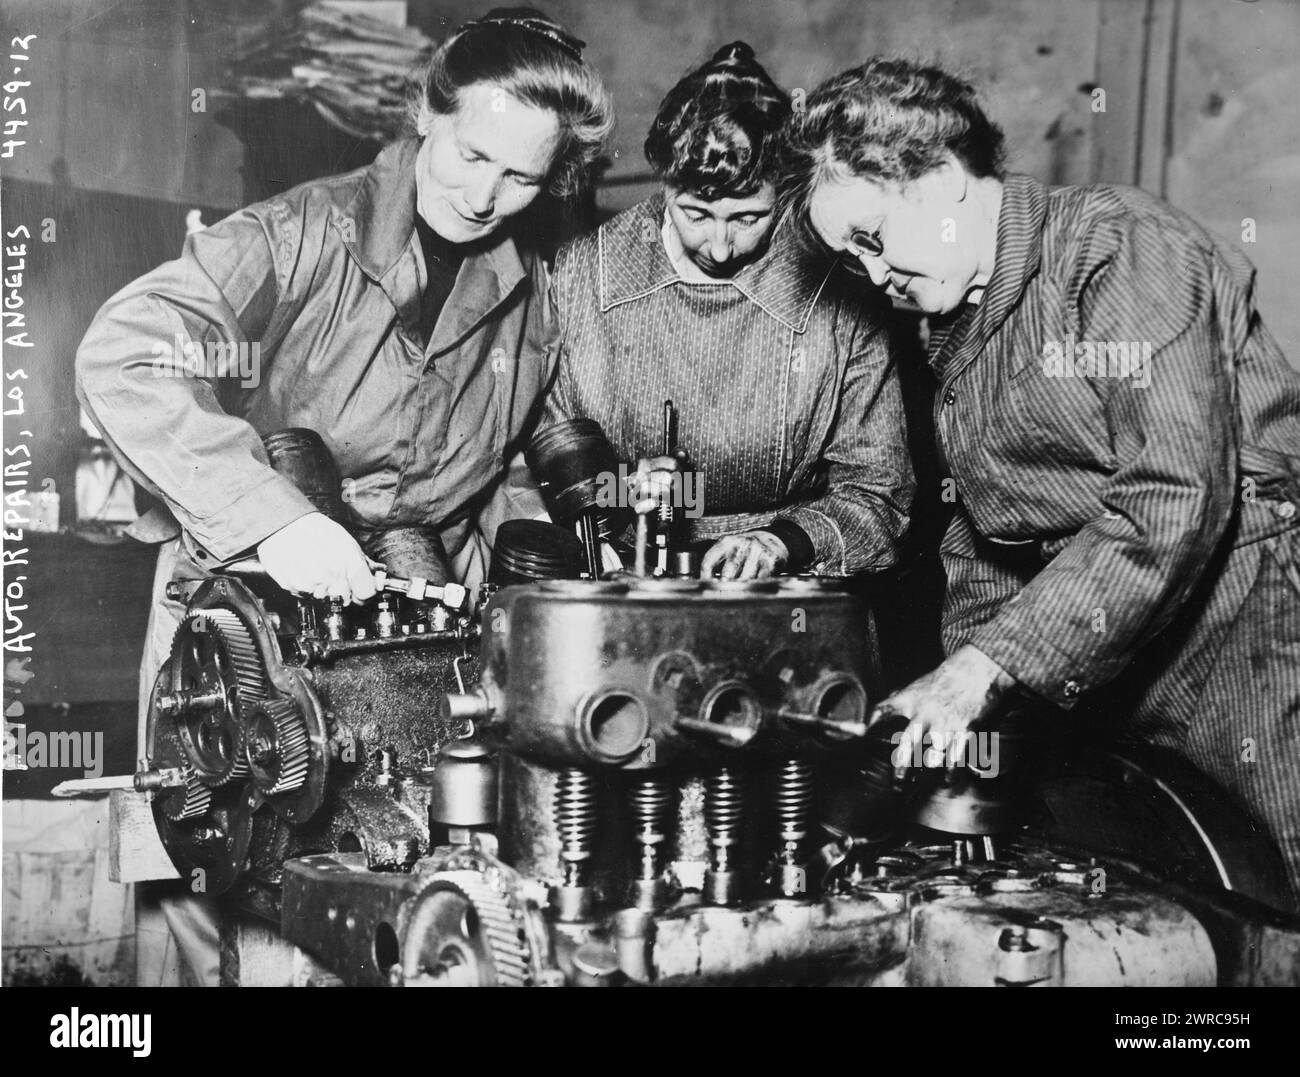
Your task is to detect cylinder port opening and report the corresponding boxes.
[816,678,866,731]
[580,692,649,763]
[700,683,761,744]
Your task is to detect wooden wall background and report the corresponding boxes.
[4,0,1297,529]
[2,0,1294,695]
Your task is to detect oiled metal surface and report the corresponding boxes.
[481,578,882,768]
[312,643,479,778]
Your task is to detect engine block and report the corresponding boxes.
[143,575,1300,986]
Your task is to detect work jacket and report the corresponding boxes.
[934,173,1300,709]
[75,137,557,571]
[543,194,913,575]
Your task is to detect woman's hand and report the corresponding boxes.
[701,531,789,580]
[256,513,377,604]
[867,644,1016,781]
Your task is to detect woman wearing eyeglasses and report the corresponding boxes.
[540,43,913,580]
[784,58,1300,909]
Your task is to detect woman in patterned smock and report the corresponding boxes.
[541,43,913,579]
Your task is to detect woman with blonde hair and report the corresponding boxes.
[75,6,614,984]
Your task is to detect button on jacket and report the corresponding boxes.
[932,174,1300,905]
[75,137,558,567]
[543,194,914,575]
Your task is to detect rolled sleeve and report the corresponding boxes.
[75,209,317,559]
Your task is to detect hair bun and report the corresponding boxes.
[711,41,755,66]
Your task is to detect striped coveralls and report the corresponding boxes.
[932,173,1300,907]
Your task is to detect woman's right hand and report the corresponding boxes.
[629,455,681,514]
[256,513,377,603]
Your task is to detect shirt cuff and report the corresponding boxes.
[762,519,816,573]
[967,617,1104,710]
[181,472,319,564]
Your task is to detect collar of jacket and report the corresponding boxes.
[338,136,530,349]
[930,173,1048,381]
[597,193,832,333]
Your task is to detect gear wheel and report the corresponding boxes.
[405,861,536,986]
[436,870,532,986]
[246,698,310,796]
[161,765,213,822]
[168,607,268,787]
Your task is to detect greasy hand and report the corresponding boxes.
[867,645,1016,781]
[628,455,680,515]
[256,512,377,604]
[701,531,789,581]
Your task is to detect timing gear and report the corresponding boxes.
[403,858,537,987]
[246,698,311,796]
[167,608,268,787]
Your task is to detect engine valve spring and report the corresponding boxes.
[775,758,813,865]
[555,768,596,887]
[630,776,671,880]
[705,766,744,872]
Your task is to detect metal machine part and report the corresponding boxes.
[261,428,350,525]
[527,418,632,578]
[281,833,1225,987]
[135,569,1300,985]
[448,575,881,770]
[489,519,585,587]
[280,842,553,987]
[144,573,479,909]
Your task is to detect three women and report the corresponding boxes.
[77,5,1300,942]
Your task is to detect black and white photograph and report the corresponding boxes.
[1,0,1297,1027]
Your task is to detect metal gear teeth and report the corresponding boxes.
[430,869,532,987]
[163,765,212,822]
[175,608,268,786]
[193,608,267,715]
[250,698,310,796]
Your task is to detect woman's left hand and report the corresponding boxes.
[701,531,789,580]
[867,645,1017,781]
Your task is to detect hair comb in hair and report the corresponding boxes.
[460,15,586,60]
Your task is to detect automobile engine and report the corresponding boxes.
[135,569,1300,986]
[120,422,1300,986]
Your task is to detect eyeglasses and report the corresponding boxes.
[838,227,884,276]
[847,228,884,258]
